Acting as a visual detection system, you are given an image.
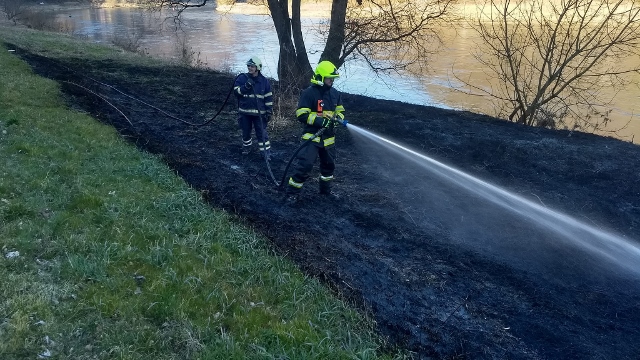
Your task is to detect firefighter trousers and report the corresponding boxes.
[287,141,335,194]
[238,114,270,152]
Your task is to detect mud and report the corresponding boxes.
[11,46,640,359]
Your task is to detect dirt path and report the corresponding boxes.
[13,47,640,359]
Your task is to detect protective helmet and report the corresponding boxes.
[246,56,262,71]
[311,60,340,86]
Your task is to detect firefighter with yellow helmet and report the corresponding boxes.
[286,60,345,202]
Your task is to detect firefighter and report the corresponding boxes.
[233,56,274,159]
[286,60,345,202]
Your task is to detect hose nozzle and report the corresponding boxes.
[333,118,348,127]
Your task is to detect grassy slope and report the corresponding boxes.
[0,27,402,359]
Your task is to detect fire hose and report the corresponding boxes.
[278,116,348,189]
[250,84,279,186]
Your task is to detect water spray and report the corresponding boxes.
[348,124,640,277]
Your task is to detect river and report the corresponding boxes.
[53,4,640,142]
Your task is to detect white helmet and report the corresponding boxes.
[246,56,262,71]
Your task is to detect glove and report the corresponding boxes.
[313,114,333,128]
[244,77,255,89]
[321,116,332,128]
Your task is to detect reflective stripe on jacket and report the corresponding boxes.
[295,84,344,145]
[234,73,273,116]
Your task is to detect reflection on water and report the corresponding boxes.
[55,6,639,141]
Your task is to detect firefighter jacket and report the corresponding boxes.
[234,72,273,117]
[295,83,345,147]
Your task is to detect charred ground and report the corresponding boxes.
[12,46,640,359]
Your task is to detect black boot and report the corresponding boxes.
[242,139,252,155]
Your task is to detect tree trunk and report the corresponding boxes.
[289,0,314,87]
[320,0,348,67]
[267,0,313,90]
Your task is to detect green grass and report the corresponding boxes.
[0,27,404,359]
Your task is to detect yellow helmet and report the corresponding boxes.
[246,56,262,71]
[311,61,340,86]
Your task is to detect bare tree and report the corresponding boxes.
[1,0,28,24]
[339,0,455,73]
[143,0,455,89]
[464,0,640,131]
[269,0,457,88]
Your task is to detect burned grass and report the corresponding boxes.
[11,46,640,359]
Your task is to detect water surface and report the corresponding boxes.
[55,6,640,141]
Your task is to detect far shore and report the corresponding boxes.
[31,1,332,18]
[216,2,332,17]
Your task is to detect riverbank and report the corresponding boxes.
[37,0,139,11]
[0,27,400,359]
[34,0,332,16]
[4,23,640,359]
[216,2,332,17]
[7,2,639,141]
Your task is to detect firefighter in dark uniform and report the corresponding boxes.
[233,56,274,159]
[286,61,345,201]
